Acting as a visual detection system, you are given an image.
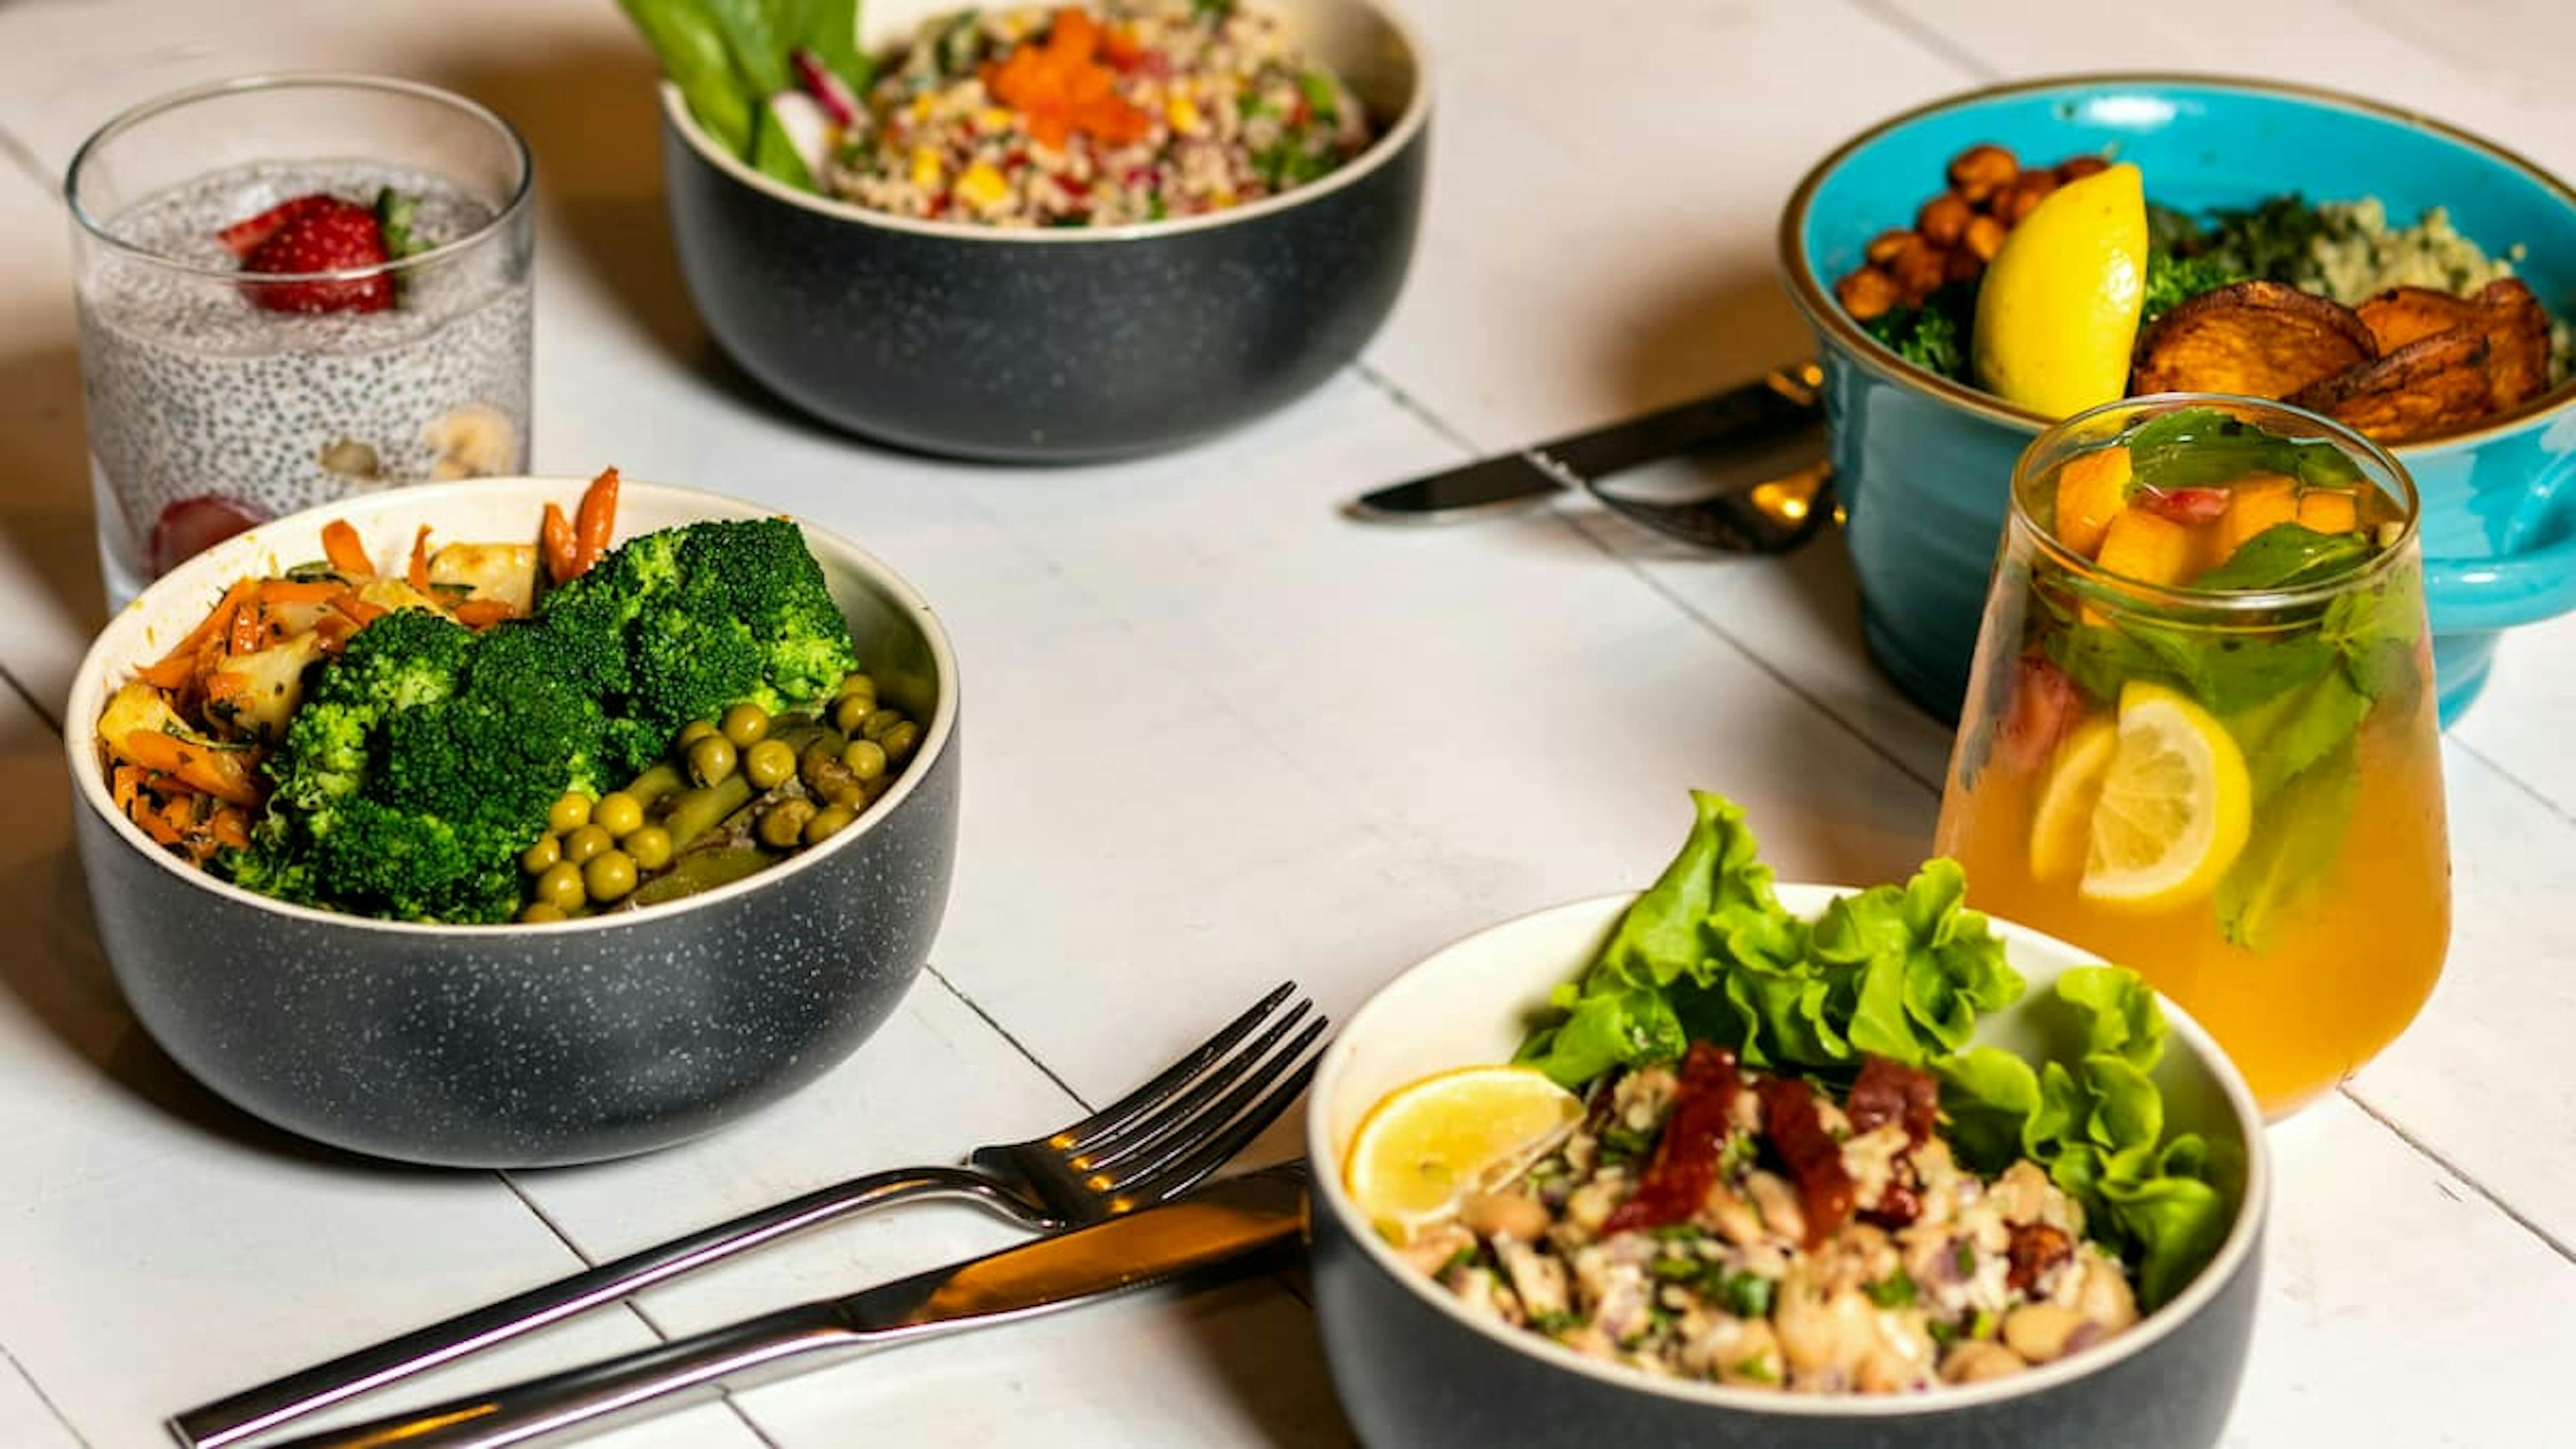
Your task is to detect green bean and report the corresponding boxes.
[630,846,771,906]
[622,761,687,810]
[659,775,754,849]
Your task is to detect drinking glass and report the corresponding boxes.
[67,74,535,605]
[1934,395,2449,1116]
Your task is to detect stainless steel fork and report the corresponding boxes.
[174,983,1328,1449]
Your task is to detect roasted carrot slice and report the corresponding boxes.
[407,525,433,591]
[209,807,252,851]
[540,503,578,585]
[322,519,375,578]
[227,602,266,655]
[451,597,517,629]
[123,730,261,806]
[571,468,621,577]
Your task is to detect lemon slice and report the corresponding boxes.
[1973,162,2148,417]
[2078,682,2252,910]
[2030,715,2118,883]
[1342,1065,1581,1243]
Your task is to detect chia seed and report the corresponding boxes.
[78,159,533,602]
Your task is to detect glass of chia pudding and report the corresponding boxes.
[66,74,534,604]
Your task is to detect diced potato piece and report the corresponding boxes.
[204,631,326,743]
[2219,474,2301,556]
[2297,488,2360,535]
[98,682,187,769]
[2095,506,2196,588]
[2053,446,2132,559]
[428,541,539,614]
[357,576,449,617]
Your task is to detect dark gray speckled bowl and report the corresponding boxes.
[657,0,1431,462]
[65,478,960,1168]
[1307,890,2269,1449]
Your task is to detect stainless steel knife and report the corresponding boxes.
[1346,364,1825,525]
[262,1165,1311,1449]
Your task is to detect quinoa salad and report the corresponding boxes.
[830,1,1375,226]
[1403,1048,2139,1393]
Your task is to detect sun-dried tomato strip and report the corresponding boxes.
[1847,1053,1941,1146]
[1602,1043,1740,1234]
[1755,1076,1856,1248]
[2007,1222,2074,1294]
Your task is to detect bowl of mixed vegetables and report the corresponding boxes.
[1778,74,2576,724]
[64,474,960,1167]
[1307,793,2265,1449]
[625,0,1431,460]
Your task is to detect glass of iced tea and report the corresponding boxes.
[1935,395,2449,1116]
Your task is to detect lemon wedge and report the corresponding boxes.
[2078,682,2252,910]
[2031,715,2118,883]
[1974,162,2148,417]
[1342,1065,1580,1244]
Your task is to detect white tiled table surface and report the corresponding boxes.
[3,1,2572,1445]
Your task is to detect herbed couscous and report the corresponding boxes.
[1402,1049,2140,1394]
[830,1,1375,227]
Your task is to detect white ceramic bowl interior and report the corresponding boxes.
[64,476,959,934]
[1306,885,2270,1419]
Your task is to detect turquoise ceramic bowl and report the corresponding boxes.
[1779,74,2576,723]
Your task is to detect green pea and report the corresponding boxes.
[537,861,587,912]
[594,792,645,838]
[878,720,920,763]
[830,692,872,735]
[804,802,856,845]
[676,720,719,751]
[861,708,905,742]
[841,738,888,782]
[584,849,638,902]
[743,737,798,791]
[547,792,592,835]
[687,734,738,787]
[625,824,674,872]
[757,798,816,850]
[835,671,877,700]
[519,901,568,924]
[563,823,614,865]
[720,701,771,747]
[521,834,562,875]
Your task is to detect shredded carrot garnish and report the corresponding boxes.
[540,503,578,585]
[451,597,516,629]
[322,520,374,578]
[227,602,265,656]
[327,592,387,627]
[133,800,185,845]
[144,578,259,684]
[407,525,433,592]
[122,730,260,806]
[209,807,252,851]
[571,468,621,578]
[985,9,1152,150]
[256,578,343,606]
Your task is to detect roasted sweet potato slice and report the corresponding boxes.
[2471,278,2553,411]
[2357,286,2482,352]
[2290,329,2494,443]
[2132,281,2377,400]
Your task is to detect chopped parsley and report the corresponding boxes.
[1532,1310,1584,1335]
[1717,1269,1775,1320]
[1864,1269,1919,1309]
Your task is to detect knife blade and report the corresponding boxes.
[264,1165,1311,1449]
[1346,364,1825,525]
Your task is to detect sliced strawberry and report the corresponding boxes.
[237,196,393,314]
[150,494,270,578]
[2136,486,2229,526]
[216,195,332,257]
[1997,653,2081,775]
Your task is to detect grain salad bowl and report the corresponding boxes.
[1779,74,2576,724]
[64,478,961,1168]
[656,0,1431,462]
[1307,889,2269,1449]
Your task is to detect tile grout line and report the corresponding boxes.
[0,119,52,197]
[0,1336,92,1448]
[2,664,64,736]
[926,963,1096,1113]
[1838,0,2004,83]
[2337,1084,2576,1265]
[2451,734,2576,830]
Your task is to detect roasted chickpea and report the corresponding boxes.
[1888,239,1947,301]
[1863,227,1915,266]
[1916,191,1973,248]
[593,791,645,839]
[1994,169,2060,225]
[686,734,737,787]
[719,702,771,747]
[562,823,614,865]
[1835,266,1902,321]
[1947,143,2019,204]
[1945,248,1986,284]
[546,792,592,835]
[520,834,562,876]
[1963,213,2008,262]
[2056,154,2110,183]
[757,798,817,850]
[536,861,587,912]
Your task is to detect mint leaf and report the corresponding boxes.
[2218,740,2359,949]
[2195,524,2369,592]
[2127,407,2361,493]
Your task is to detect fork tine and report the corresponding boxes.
[1070,1000,1314,1173]
[1051,982,1299,1153]
[1108,1035,1326,1208]
[1083,1014,1328,1191]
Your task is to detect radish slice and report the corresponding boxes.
[763,91,838,180]
[791,48,862,129]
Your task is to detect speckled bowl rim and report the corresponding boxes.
[65,72,535,288]
[64,476,960,938]
[658,0,1434,246]
[1775,70,2576,451]
[1305,887,2272,1419]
